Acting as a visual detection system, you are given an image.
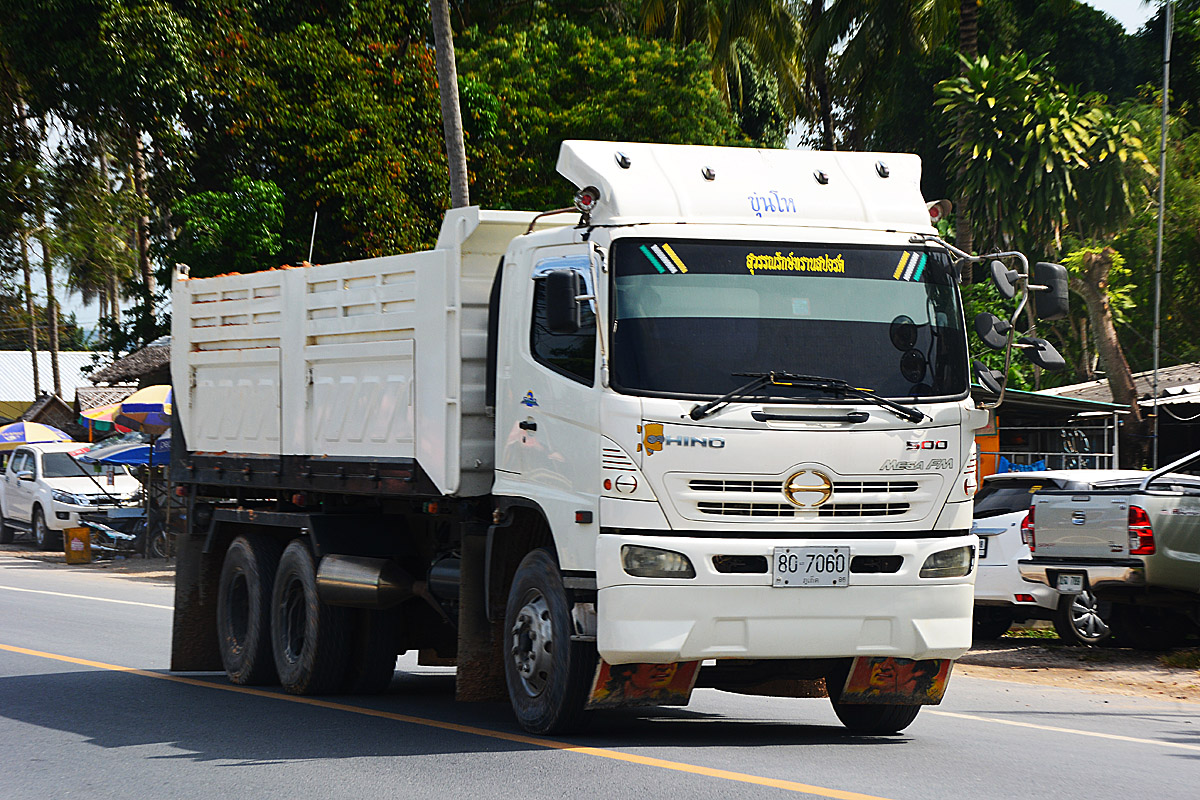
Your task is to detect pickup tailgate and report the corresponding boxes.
[1032,491,1130,559]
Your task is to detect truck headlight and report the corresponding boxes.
[919,546,974,578]
[51,490,88,506]
[621,545,696,579]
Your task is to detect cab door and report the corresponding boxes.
[509,247,602,571]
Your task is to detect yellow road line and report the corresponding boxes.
[0,643,891,800]
[926,709,1200,752]
[0,585,172,610]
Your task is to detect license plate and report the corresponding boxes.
[1056,572,1084,593]
[977,536,988,559]
[773,546,849,587]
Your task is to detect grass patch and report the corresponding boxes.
[1003,627,1061,640]
[1159,648,1200,670]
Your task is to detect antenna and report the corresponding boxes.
[308,210,318,263]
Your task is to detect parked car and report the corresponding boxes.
[0,442,142,549]
[1019,453,1200,650]
[973,470,1142,645]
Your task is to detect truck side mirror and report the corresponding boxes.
[544,269,583,333]
[1018,336,1067,371]
[1033,262,1069,320]
[974,313,1011,351]
[989,260,1018,299]
[972,360,1004,395]
[17,471,35,482]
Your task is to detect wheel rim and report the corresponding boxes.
[1070,590,1110,641]
[33,513,45,547]
[510,589,554,697]
[281,575,307,664]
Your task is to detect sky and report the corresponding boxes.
[50,0,1165,335]
[1084,0,1159,32]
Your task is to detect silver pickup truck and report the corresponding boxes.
[1018,450,1200,649]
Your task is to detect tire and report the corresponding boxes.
[503,548,596,734]
[146,528,169,559]
[341,609,398,694]
[271,539,350,694]
[216,534,283,685]
[0,508,13,544]
[831,702,922,735]
[1053,590,1112,646]
[1111,605,1186,651]
[972,607,1015,641]
[32,507,60,551]
[827,662,921,735]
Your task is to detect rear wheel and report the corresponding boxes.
[972,607,1015,641]
[271,539,350,694]
[1053,590,1112,646]
[503,548,596,734]
[341,609,398,694]
[216,534,282,685]
[32,508,59,551]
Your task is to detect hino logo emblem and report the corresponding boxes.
[782,470,834,508]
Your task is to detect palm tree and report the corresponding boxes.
[430,0,469,208]
[640,0,806,125]
[937,54,1155,462]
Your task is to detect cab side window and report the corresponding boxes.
[531,272,596,385]
[9,452,28,476]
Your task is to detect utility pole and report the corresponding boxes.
[1152,0,1174,468]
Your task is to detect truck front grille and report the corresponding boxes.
[697,501,909,518]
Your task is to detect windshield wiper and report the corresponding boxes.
[688,372,927,423]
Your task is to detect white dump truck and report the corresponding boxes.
[170,140,1065,734]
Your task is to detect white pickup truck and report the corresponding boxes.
[0,442,142,549]
[1018,449,1200,649]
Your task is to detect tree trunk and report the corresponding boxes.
[429,0,469,208]
[955,0,978,276]
[37,201,61,397]
[20,229,40,396]
[132,133,154,301]
[808,1,836,150]
[1071,248,1145,466]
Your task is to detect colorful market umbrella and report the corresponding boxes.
[114,385,173,436]
[0,421,73,451]
[78,431,171,466]
[79,402,132,439]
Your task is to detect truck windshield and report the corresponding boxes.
[609,238,968,401]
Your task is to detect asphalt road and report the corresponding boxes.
[2,554,1199,800]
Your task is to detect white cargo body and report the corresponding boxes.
[172,208,566,497]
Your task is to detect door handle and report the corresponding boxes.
[519,420,537,432]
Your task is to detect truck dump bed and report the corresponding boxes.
[171,207,547,497]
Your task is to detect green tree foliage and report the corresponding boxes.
[458,19,743,210]
[186,3,447,261]
[0,289,89,350]
[171,178,284,277]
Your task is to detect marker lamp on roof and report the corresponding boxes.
[574,185,601,215]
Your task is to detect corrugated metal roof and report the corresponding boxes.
[1038,362,1200,405]
[0,351,101,402]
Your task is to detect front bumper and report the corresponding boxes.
[596,533,975,664]
[50,502,136,530]
[1018,558,1145,591]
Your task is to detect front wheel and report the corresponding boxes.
[831,701,922,735]
[32,508,60,551]
[503,548,596,734]
[1053,590,1112,646]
